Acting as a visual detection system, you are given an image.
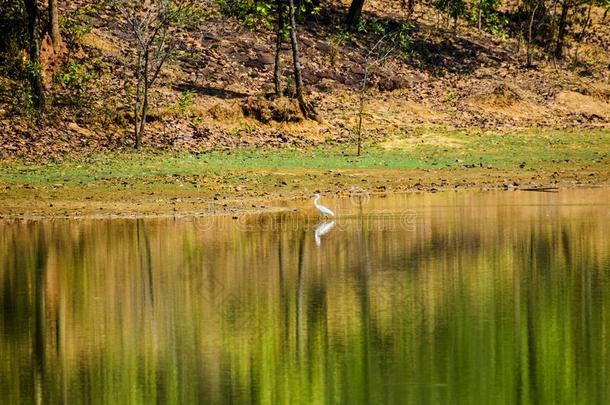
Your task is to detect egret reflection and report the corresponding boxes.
[314,221,336,247]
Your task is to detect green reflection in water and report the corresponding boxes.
[1,189,609,404]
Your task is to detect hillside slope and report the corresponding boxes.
[1,0,609,162]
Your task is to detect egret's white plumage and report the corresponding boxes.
[313,193,335,217]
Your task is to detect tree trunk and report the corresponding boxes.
[138,85,148,148]
[134,51,143,148]
[346,0,366,28]
[288,0,317,120]
[274,3,284,97]
[134,90,141,148]
[554,0,570,59]
[136,50,150,149]
[48,0,62,51]
[526,2,539,66]
[287,0,303,104]
[356,91,364,156]
[574,0,594,62]
[24,0,46,111]
[356,66,370,156]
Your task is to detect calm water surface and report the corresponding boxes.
[1,189,609,404]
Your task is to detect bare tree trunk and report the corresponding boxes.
[356,101,364,156]
[136,50,150,149]
[24,0,46,111]
[346,0,366,28]
[138,81,149,148]
[287,0,317,120]
[134,93,141,148]
[274,2,284,96]
[48,0,62,51]
[526,2,539,66]
[356,67,370,156]
[287,0,303,103]
[574,0,593,62]
[554,0,570,59]
[134,51,143,148]
[354,37,394,156]
[118,0,182,148]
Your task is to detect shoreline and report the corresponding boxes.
[2,130,609,220]
[1,180,608,221]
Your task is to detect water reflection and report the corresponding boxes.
[0,189,609,404]
[314,221,336,247]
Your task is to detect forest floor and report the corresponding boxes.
[1,1,610,162]
[0,128,608,218]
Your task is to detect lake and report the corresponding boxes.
[1,188,609,404]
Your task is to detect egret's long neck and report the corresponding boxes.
[314,195,320,205]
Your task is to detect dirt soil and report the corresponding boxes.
[1,164,608,220]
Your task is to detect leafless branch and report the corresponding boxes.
[355,34,397,156]
[112,0,186,148]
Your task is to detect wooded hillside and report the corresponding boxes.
[1,0,609,162]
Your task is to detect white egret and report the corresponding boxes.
[313,193,335,217]
[315,221,336,247]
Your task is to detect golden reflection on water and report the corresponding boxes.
[0,189,609,404]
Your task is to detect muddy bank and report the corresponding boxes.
[1,166,608,220]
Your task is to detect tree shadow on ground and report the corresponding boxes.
[305,3,515,77]
[173,83,249,99]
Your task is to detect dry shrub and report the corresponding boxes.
[487,84,521,107]
[208,101,243,121]
[241,96,303,123]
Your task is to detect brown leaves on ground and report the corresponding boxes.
[1,0,610,162]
